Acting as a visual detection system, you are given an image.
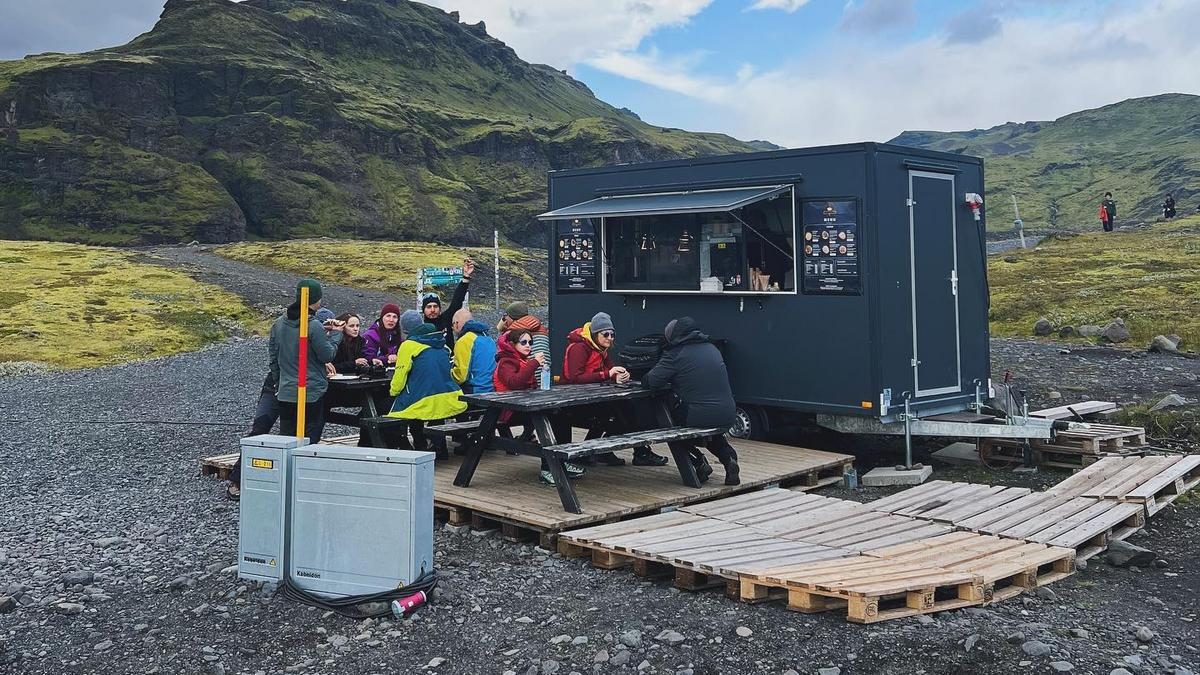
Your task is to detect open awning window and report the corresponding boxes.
[537,184,791,220]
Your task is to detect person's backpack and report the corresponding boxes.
[618,334,668,379]
[1098,204,1108,223]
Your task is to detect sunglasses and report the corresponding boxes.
[598,331,614,338]
[517,338,532,345]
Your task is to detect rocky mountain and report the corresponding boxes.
[0,0,767,246]
[890,93,1200,232]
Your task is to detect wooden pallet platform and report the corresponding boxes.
[1030,401,1119,420]
[1065,455,1200,515]
[866,480,1031,522]
[1043,424,1147,453]
[738,531,1074,623]
[954,491,1145,559]
[977,439,1142,470]
[436,440,853,543]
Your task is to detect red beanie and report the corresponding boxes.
[381,303,401,318]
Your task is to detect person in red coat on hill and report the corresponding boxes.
[562,312,667,467]
[495,329,585,486]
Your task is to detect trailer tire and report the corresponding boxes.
[730,405,770,441]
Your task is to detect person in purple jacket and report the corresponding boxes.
[363,303,401,366]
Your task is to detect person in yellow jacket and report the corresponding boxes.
[451,308,497,395]
[387,323,468,453]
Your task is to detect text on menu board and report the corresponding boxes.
[556,219,598,292]
[802,200,861,295]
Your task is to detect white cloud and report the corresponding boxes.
[746,0,812,12]
[585,0,1200,147]
[416,0,712,70]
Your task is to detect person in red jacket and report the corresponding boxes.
[562,312,667,467]
[495,329,585,486]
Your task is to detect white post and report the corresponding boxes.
[493,229,500,310]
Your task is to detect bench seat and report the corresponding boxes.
[543,427,722,460]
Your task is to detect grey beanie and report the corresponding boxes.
[589,312,614,335]
[314,307,336,324]
[400,309,424,335]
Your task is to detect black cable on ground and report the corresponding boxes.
[279,570,439,619]
[0,419,246,427]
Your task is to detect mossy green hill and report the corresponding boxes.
[891,94,1200,233]
[0,0,765,246]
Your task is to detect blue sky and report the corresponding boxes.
[3,0,1197,147]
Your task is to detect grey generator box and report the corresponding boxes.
[237,434,310,584]
[288,445,434,598]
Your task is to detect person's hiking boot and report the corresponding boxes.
[720,456,741,485]
[596,452,626,466]
[564,462,586,479]
[539,470,557,486]
[692,455,713,483]
[225,484,241,501]
[632,449,669,467]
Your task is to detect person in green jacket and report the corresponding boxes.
[387,323,469,453]
[270,279,343,444]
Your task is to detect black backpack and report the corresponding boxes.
[618,334,668,379]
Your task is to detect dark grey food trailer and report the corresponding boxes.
[537,142,995,440]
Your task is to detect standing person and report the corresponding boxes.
[563,312,667,467]
[363,303,401,367]
[451,309,497,395]
[387,323,468,455]
[1164,194,1177,220]
[494,329,585,485]
[271,279,343,444]
[327,313,368,375]
[642,317,741,485]
[1102,192,1117,232]
[422,258,475,349]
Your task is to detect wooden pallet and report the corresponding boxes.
[1042,424,1147,453]
[1070,455,1200,516]
[1030,401,1118,420]
[866,480,1031,522]
[954,491,1145,560]
[977,439,1140,470]
[737,531,1074,623]
[200,453,238,479]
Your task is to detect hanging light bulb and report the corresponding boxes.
[677,230,692,252]
[639,233,651,250]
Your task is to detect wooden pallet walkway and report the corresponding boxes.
[977,439,1144,470]
[954,492,1146,560]
[1048,455,1200,516]
[866,480,1031,522]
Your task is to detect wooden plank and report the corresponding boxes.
[1125,455,1200,499]
[1083,456,1178,498]
[1030,401,1118,420]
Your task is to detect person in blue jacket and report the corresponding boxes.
[451,308,497,395]
[387,323,469,454]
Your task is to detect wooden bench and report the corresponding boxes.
[543,427,724,461]
[425,419,484,437]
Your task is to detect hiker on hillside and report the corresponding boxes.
[387,323,468,456]
[1101,192,1117,232]
[422,258,475,349]
[363,303,401,366]
[1163,194,1177,220]
[642,316,741,485]
[451,308,497,395]
[564,311,667,467]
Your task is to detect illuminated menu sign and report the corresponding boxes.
[802,200,861,295]
[556,219,598,292]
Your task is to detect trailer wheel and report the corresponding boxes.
[730,405,769,441]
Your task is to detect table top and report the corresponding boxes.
[326,373,393,390]
[461,382,654,413]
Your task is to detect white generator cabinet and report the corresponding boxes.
[237,434,309,584]
[287,445,434,598]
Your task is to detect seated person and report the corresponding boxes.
[495,329,585,486]
[387,323,468,455]
[451,309,497,395]
[327,313,368,375]
[563,312,667,467]
[423,258,475,348]
[363,303,402,367]
[642,316,740,485]
[496,301,529,333]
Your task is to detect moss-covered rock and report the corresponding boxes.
[0,0,763,246]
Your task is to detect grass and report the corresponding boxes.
[214,239,546,301]
[988,214,1200,348]
[0,241,266,370]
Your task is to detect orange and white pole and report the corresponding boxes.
[296,286,309,439]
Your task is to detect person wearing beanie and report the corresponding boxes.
[451,309,497,396]
[563,311,667,467]
[643,316,741,485]
[363,303,402,366]
[423,258,475,349]
[314,307,336,325]
[497,300,530,333]
[387,323,468,455]
[270,280,343,442]
[400,309,425,338]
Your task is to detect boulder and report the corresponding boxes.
[1105,540,1155,568]
[1059,326,1077,338]
[1102,319,1130,343]
[1034,318,1054,336]
[1149,335,1179,353]
[1167,334,1184,349]
[1149,394,1189,412]
[1078,325,1103,338]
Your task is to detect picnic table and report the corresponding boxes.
[324,373,392,446]
[450,383,721,514]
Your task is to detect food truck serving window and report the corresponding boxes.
[539,185,797,295]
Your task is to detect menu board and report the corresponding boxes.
[556,219,598,292]
[802,200,861,295]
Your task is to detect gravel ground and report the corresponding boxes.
[986,237,1044,256]
[1,255,1197,675]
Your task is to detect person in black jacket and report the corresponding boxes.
[1102,192,1117,232]
[422,258,475,349]
[642,316,740,485]
[327,313,368,375]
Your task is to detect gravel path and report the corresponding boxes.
[0,338,1196,675]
